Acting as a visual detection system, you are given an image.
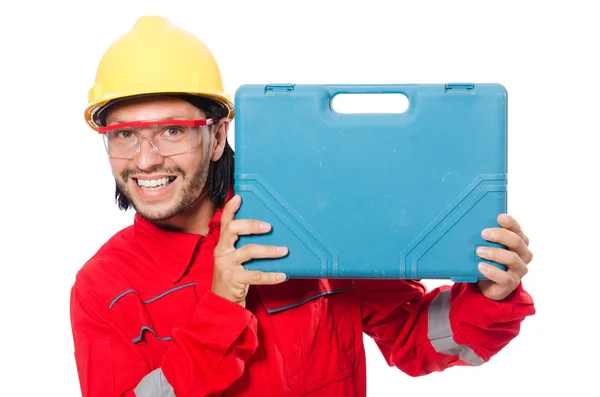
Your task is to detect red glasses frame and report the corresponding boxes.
[98,119,214,134]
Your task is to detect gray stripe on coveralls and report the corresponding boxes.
[267,286,354,314]
[142,282,196,304]
[109,282,196,309]
[134,368,175,397]
[427,288,485,366]
[132,326,172,344]
[109,289,137,309]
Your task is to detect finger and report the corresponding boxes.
[229,219,272,237]
[482,227,531,263]
[216,195,241,254]
[476,246,528,279]
[478,262,520,291]
[218,219,273,250]
[220,194,242,234]
[233,244,289,263]
[236,269,287,286]
[229,285,247,302]
[497,214,529,246]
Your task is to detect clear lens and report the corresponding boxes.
[102,122,207,159]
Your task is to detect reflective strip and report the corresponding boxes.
[109,289,137,309]
[142,282,196,304]
[109,282,196,309]
[134,368,175,397]
[267,286,354,314]
[427,289,485,366]
[133,326,172,344]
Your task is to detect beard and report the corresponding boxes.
[116,156,211,222]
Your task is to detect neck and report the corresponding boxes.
[155,195,216,235]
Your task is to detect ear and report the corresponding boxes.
[210,118,230,162]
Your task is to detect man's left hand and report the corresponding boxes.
[476,214,533,301]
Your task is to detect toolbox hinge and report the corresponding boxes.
[265,84,296,93]
[445,83,474,92]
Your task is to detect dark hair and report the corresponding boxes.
[99,94,234,211]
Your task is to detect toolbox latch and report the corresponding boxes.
[265,84,296,93]
[445,83,474,92]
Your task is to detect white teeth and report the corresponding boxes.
[136,177,171,189]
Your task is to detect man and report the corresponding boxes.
[70,16,535,397]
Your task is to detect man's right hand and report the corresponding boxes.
[212,194,288,307]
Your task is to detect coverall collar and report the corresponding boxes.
[132,206,224,283]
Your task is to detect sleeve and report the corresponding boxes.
[70,284,258,397]
[356,279,535,377]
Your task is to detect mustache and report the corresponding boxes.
[122,166,186,180]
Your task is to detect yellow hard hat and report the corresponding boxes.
[84,16,234,131]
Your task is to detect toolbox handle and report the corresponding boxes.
[325,85,416,116]
[326,84,416,97]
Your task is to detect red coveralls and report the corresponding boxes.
[70,205,535,396]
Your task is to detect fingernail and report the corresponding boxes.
[478,263,490,273]
[501,214,509,223]
[276,273,287,281]
[259,222,270,229]
[482,229,492,238]
[276,246,288,254]
[233,194,241,203]
[476,247,489,256]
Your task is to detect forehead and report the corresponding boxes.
[105,96,205,124]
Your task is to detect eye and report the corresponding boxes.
[165,127,182,136]
[161,126,187,138]
[114,129,135,139]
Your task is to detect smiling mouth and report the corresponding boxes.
[133,176,177,190]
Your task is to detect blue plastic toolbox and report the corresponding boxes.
[233,83,507,281]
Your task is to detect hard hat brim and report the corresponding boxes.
[85,90,234,131]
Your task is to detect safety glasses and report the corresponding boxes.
[98,119,214,159]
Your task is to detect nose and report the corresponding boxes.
[134,136,164,171]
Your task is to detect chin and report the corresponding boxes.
[133,203,180,222]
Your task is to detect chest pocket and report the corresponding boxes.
[108,282,198,367]
[256,279,357,395]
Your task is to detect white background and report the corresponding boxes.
[0,0,598,395]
